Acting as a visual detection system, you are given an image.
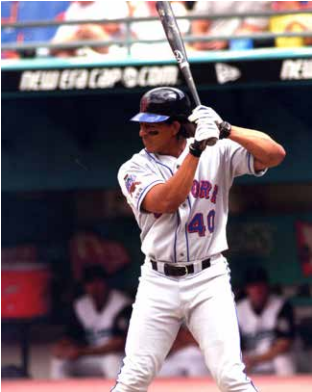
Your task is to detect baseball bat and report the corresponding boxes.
[156,1,217,145]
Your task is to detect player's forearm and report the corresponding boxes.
[249,339,292,365]
[143,153,199,213]
[164,154,200,209]
[229,125,286,168]
[80,337,126,357]
[50,35,78,56]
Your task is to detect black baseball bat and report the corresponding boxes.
[156,1,217,145]
[156,1,200,105]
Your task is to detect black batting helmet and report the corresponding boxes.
[131,87,192,123]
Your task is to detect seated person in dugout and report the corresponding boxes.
[158,324,210,377]
[50,265,132,379]
[236,266,296,375]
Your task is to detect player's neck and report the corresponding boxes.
[92,292,110,313]
[251,296,270,316]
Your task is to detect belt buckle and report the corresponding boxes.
[164,263,188,277]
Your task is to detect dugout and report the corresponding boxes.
[2,49,312,375]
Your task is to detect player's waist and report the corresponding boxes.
[148,254,223,277]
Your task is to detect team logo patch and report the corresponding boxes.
[140,96,149,112]
[124,174,141,195]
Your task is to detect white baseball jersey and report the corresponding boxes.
[236,295,296,375]
[73,290,131,347]
[51,290,131,380]
[118,138,266,263]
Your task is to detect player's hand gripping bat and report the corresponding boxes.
[156,1,218,146]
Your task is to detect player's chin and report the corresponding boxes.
[142,141,155,152]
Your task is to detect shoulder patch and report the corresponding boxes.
[124,174,141,195]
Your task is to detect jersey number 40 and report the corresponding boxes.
[187,210,215,237]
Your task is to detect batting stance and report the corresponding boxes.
[113,87,285,392]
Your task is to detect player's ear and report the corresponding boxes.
[171,121,181,136]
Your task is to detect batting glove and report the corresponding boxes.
[188,105,223,125]
[188,106,221,156]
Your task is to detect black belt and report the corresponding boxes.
[150,258,211,277]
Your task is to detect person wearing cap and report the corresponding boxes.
[114,87,285,391]
[50,265,132,379]
[236,266,296,375]
[50,1,130,57]
[192,1,270,51]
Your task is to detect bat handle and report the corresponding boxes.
[189,87,218,146]
[192,90,201,107]
[185,68,201,107]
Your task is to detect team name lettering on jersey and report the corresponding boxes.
[118,138,266,262]
[191,180,219,204]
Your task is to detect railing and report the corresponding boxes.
[2,9,312,55]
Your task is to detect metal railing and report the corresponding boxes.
[2,8,312,55]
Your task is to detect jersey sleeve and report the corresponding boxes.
[64,305,88,344]
[221,139,267,179]
[112,304,133,337]
[239,330,248,352]
[118,157,165,212]
[274,301,296,340]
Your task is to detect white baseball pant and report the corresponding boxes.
[112,257,258,392]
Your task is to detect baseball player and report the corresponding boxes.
[50,265,132,379]
[113,87,285,391]
[237,266,296,375]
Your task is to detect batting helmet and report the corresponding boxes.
[131,87,192,123]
